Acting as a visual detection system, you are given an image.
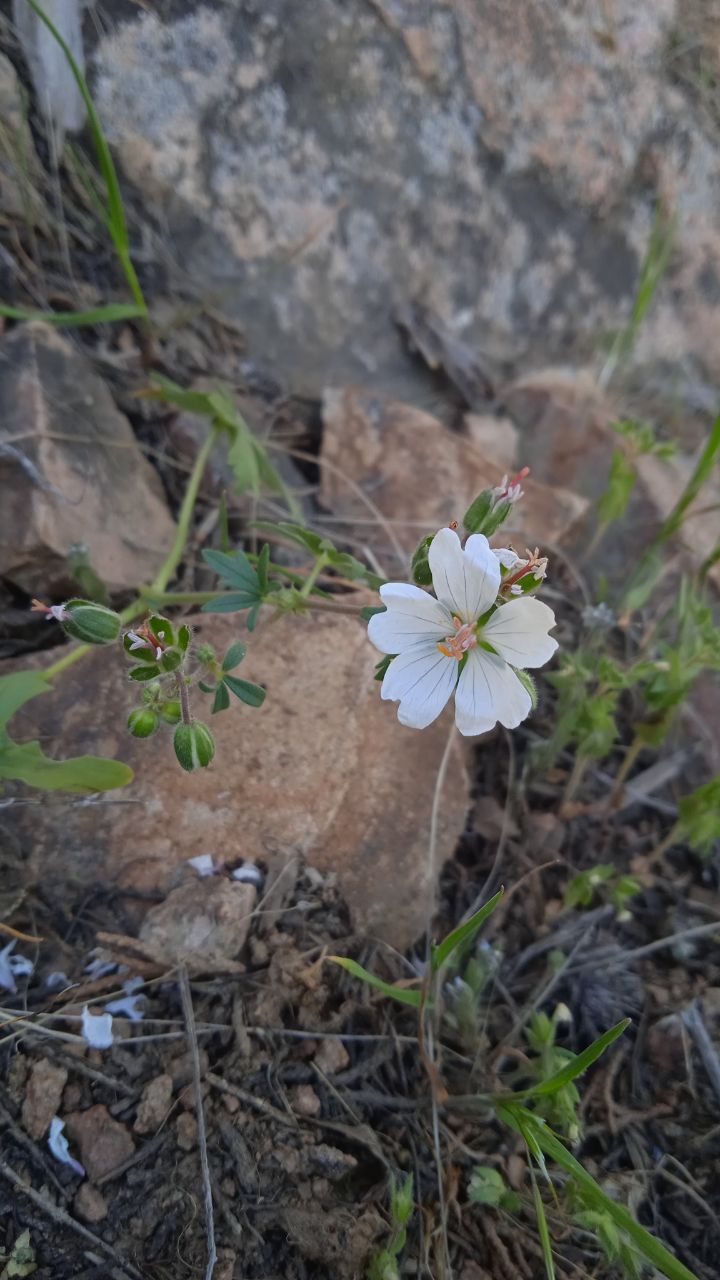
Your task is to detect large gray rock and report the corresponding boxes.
[0,322,176,595]
[91,0,720,401]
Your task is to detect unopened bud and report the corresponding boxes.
[173,722,215,772]
[61,600,122,645]
[128,708,159,738]
[161,700,182,725]
[462,490,493,534]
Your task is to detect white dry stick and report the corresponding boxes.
[179,967,217,1280]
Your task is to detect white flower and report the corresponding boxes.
[126,630,163,661]
[368,527,557,735]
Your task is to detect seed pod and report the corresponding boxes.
[173,722,215,772]
[61,600,122,645]
[128,708,159,738]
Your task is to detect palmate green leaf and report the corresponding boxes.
[201,548,259,591]
[212,682,231,714]
[223,643,247,671]
[0,302,147,326]
[223,675,266,707]
[252,520,327,556]
[508,1020,630,1102]
[326,957,422,1007]
[202,592,260,614]
[499,1106,699,1280]
[431,890,503,972]
[0,735,132,792]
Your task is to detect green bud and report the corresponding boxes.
[61,599,122,645]
[196,642,216,665]
[128,708,159,738]
[462,490,493,533]
[481,499,512,536]
[142,682,163,704]
[160,700,182,725]
[410,535,433,587]
[173,721,215,772]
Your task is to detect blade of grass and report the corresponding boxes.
[431,890,503,972]
[507,1019,630,1101]
[500,1106,700,1280]
[0,302,147,325]
[529,1165,556,1280]
[326,957,422,1007]
[20,0,147,320]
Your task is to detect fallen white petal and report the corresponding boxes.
[81,1005,114,1049]
[381,642,458,729]
[481,597,558,669]
[232,863,263,887]
[48,1117,85,1178]
[368,583,450,654]
[454,648,532,735]
[0,942,33,995]
[187,854,216,877]
[45,971,71,991]
[429,528,500,624]
[84,952,118,980]
[105,993,144,1021]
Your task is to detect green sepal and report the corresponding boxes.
[148,615,174,646]
[129,664,161,682]
[177,625,191,653]
[463,490,493,533]
[160,648,182,673]
[411,535,433,587]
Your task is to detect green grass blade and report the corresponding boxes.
[500,1107,699,1280]
[529,1165,556,1280]
[326,957,422,1007]
[0,302,147,326]
[431,890,503,972]
[651,413,720,550]
[22,0,146,313]
[509,1020,630,1101]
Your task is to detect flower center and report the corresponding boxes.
[437,617,478,661]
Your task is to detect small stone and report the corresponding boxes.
[63,1105,134,1182]
[222,1093,240,1114]
[73,1183,108,1224]
[314,1039,349,1075]
[62,1083,83,1112]
[176,1112,198,1151]
[133,1073,173,1135]
[138,879,256,973]
[292,1085,321,1118]
[21,1059,67,1140]
[309,1143,358,1181]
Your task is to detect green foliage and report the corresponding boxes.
[252,521,384,589]
[17,0,148,323]
[431,889,503,971]
[367,1173,414,1280]
[598,449,637,525]
[677,776,720,858]
[326,957,422,1007]
[0,673,132,793]
[565,865,641,920]
[147,378,300,517]
[201,548,265,628]
[468,1166,521,1212]
[568,1184,646,1279]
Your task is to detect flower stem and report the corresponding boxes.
[178,676,192,725]
[645,821,681,866]
[562,753,590,807]
[298,555,328,599]
[40,428,221,683]
[609,735,643,806]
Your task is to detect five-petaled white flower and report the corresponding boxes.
[368,527,557,735]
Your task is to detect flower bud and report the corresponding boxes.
[128,708,159,738]
[173,722,215,772]
[462,490,493,534]
[161,700,182,725]
[410,535,433,587]
[61,599,122,645]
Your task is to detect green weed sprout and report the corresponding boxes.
[367,1173,414,1280]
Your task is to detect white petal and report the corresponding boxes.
[381,642,458,729]
[454,648,532,735]
[81,1005,114,1049]
[188,854,216,877]
[429,528,500,624]
[48,1117,85,1177]
[106,994,144,1021]
[493,547,523,569]
[481,598,558,669]
[368,583,451,654]
[232,863,264,886]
